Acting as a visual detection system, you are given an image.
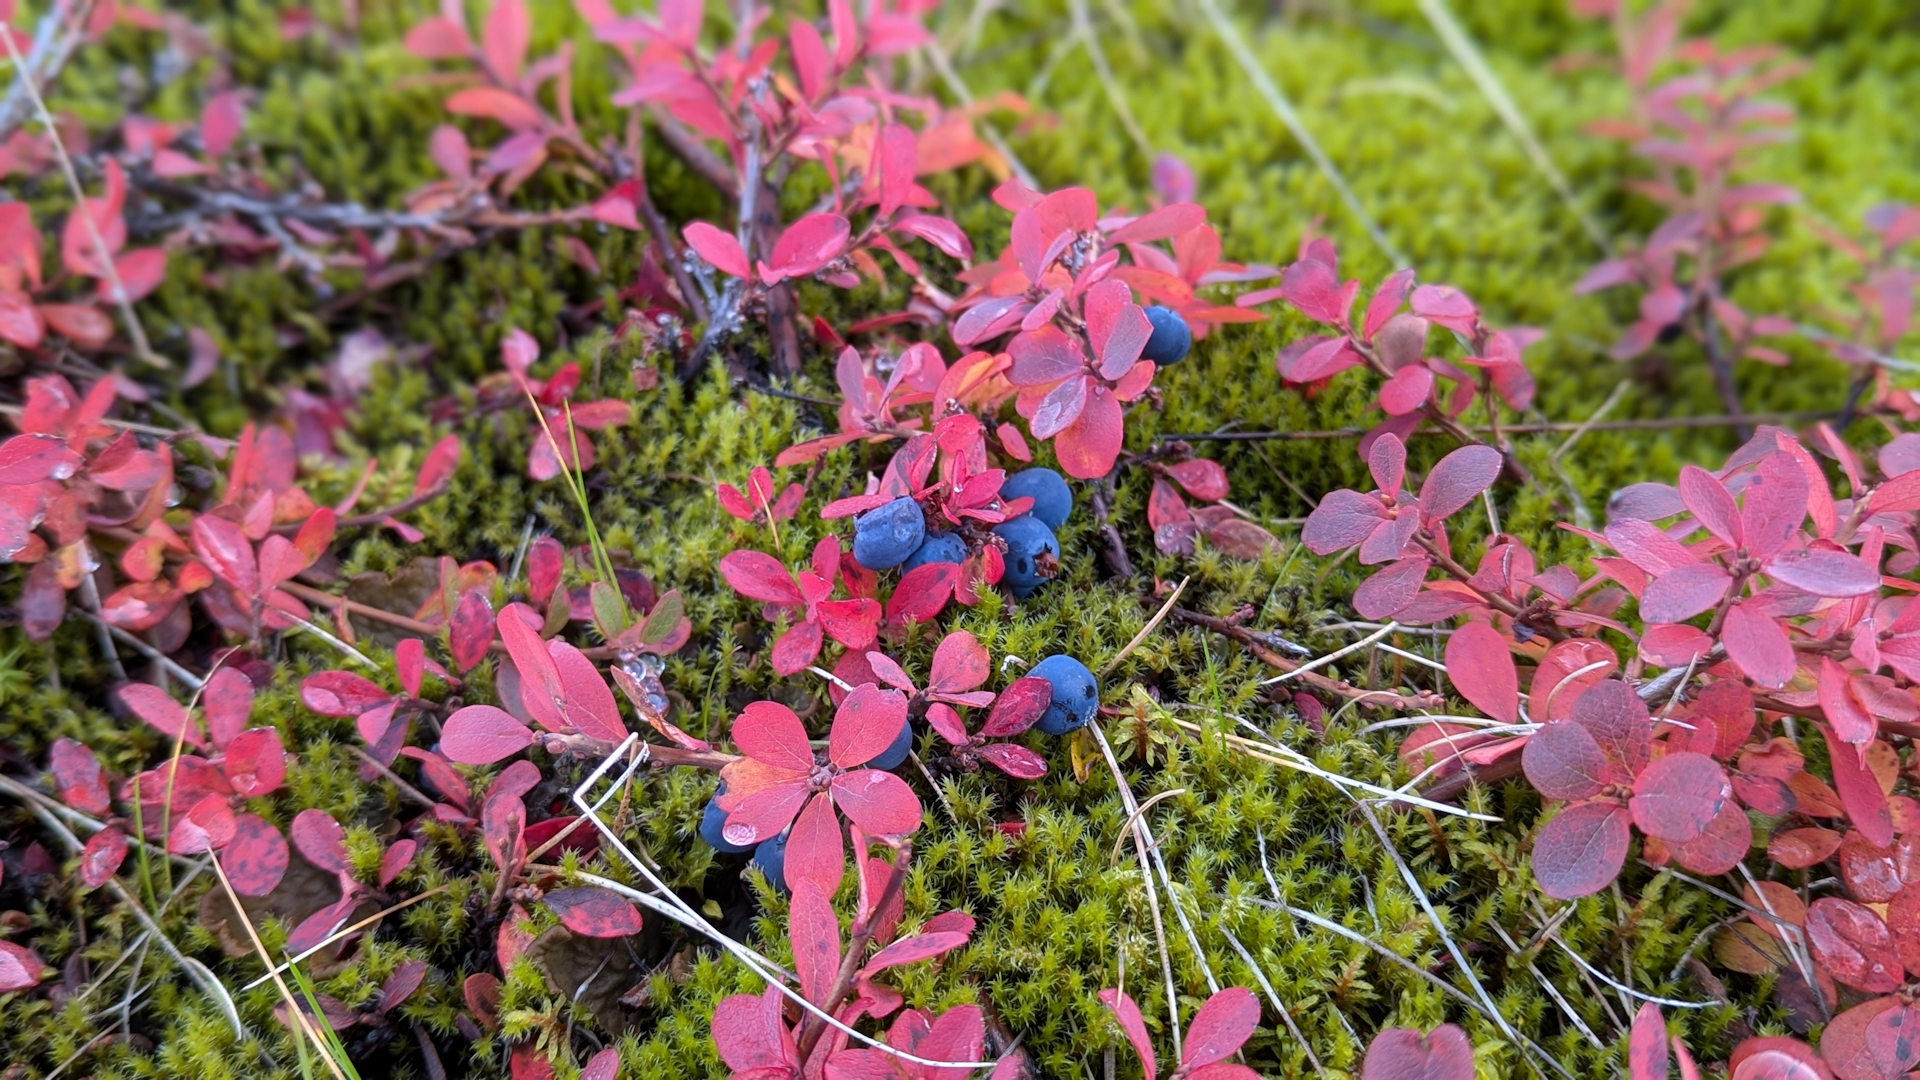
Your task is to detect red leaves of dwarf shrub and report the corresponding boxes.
[0,941,48,993]
[717,686,919,895]
[1099,985,1262,1080]
[1362,1024,1475,1080]
[544,887,644,938]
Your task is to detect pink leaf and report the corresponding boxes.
[760,213,851,284]
[0,941,47,993]
[1279,258,1351,326]
[1362,269,1417,341]
[116,683,202,747]
[1723,602,1795,689]
[1678,465,1742,547]
[300,670,390,716]
[719,550,803,605]
[1098,989,1158,1080]
[683,222,750,279]
[80,826,129,888]
[444,87,542,131]
[50,738,110,816]
[223,813,290,895]
[1522,721,1611,801]
[222,727,287,798]
[201,91,245,158]
[545,887,644,938]
[1362,1025,1476,1080]
[1765,548,1880,597]
[442,705,534,764]
[1532,800,1631,899]
[1628,752,1729,842]
[1419,444,1502,520]
[829,768,922,837]
[1353,555,1430,620]
[482,0,529,81]
[290,808,351,873]
[1409,284,1479,335]
[1445,622,1518,724]
[829,684,911,768]
[1640,562,1733,623]
[1181,987,1260,1069]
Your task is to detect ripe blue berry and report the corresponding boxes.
[991,515,1059,598]
[1000,467,1072,530]
[902,531,968,573]
[852,496,926,570]
[868,716,914,770]
[752,828,789,892]
[1142,306,1192,367]
[1030,654,1099,734]
[698,781,754,854]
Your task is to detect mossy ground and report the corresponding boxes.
[3,1,1915,1076]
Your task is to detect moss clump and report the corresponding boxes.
[0,0,1905,1076]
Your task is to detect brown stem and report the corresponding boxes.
[348,744,438,811]
[1171,607,1445,712]
[627,113,709,325]
[753,174,804,377]
[794,841,914,1061]
[1088,487,1134,579]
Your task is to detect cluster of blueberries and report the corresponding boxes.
[701,308,1189,889]
[699,652,1101,889]
[849,465,1071,600]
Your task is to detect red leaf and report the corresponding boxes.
[442,705,534,764]
[874,122,916,221]
[1098,989,1157,1080]
[1354,555,1430,620]
[201,91,244,158]
[1379,365,1433,416]
[50,738,110,816]
[1765,548,1880,597]
[1671,799,1751,875]
[379,839,417,888]
[1523,721,1611,801]
[191,515,258,596]
[1445,622,1518,724]
[760,213,851,284]
[1530,640,1617,723]
[785,790,845,898]
[976,743,1047,779]
[1419,444,1502,520]
[545,887,644,938]
[300,670,391,716]
[1532,800,1631,899]
[892,214,972,260]
[1279,257,1352,326]
[203,667,256,748]
[1806,897,1902,993]
[80,826,128,887]
[404,15,472,59]
[1108,203,1206,244]
[929,631,990,696]
[444,87,542,131]
[830,768,921,837]
[829,684,910,768]
[1629,752,1729,842]
[713,987,800,1073]
[1678,465,1742,547]
[788,881,842,1004]
[450,588,495,672]
[0,941,47,993]
[719,550,803,605]
[222,727,287,798]
[290,808,350,873]
[1362,1025,1475,1080]
[1820,658,1877,748]
[1164,459,1228,502]
[1740,454,1809,564]
[482,0,529,80]
[981,677,1051,738]
[1629,1007,1671,1080]
[1723,601,1795,689]
[548,639,625,741]
[1769,827,1842,869]
[1640,562,1733,623]
[580,1047,621,1080]
[117,682,202,747]
[1301,489,1388,555]
[683,222,750,279]
[223,813,290,895]
[1826,728,1894,847]
[413,434,462,498]
[1409,284,1478,335]
[1182,986,1260,1069]
[1362,269,1417,341]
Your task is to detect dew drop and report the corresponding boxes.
[722,822,758,846]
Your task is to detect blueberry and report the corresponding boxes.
[902,531,968,573]
[1030,654,1099,735]
[752,829,789,892]
[991,515,1059,599]
[698,781,754,854]
[852,496,926,571]
[868,716,914,771]
[1142,306,1192,367]
[1000,467,1072,530]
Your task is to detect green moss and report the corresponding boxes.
[2,0,1905,1075]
